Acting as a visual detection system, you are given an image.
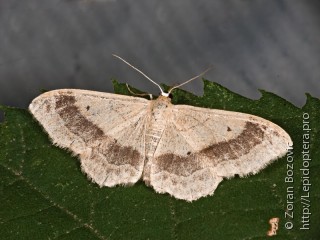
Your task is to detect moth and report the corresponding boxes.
[29,55,292,201]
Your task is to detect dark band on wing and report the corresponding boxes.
[54,93,142,168]
[154,122,266,176]
[55,94,104,141]
[91,143,142,168]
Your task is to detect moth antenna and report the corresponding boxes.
[126,83,153,100]
[168,66,213,94]
[112,54,166,96]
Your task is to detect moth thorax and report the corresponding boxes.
[145,108,167,158]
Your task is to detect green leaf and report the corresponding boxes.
[0,80,319,240]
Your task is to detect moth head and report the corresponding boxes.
[161,92,170,98]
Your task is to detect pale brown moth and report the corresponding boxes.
[29,55,292,201]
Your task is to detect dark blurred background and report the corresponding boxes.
[0,0,319,122]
